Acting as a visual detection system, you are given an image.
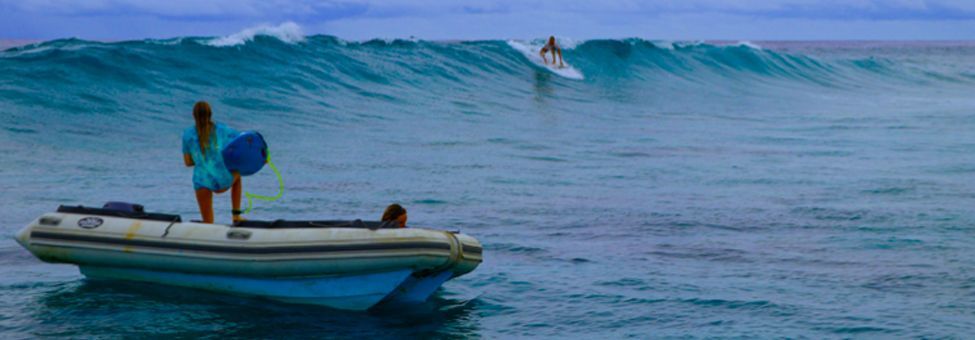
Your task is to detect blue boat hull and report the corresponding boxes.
[382,270,455,305]
[80,266,419,311]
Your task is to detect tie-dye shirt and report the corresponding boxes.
[182,123,239,191]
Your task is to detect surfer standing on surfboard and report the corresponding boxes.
[539,36,564,68]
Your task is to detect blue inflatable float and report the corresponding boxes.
[222,131,267,176]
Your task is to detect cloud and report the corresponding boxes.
[4,0,975,21]
[345,0,975,21]
[1,0,973,40]
[0,0,368,21]
[711,0,975,20]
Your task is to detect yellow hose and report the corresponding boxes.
[242,151,283,214]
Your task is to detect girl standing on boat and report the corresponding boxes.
[182,101,244,223]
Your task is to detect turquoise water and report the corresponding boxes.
[1,34,975,337]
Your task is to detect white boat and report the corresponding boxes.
[15,203,483,311]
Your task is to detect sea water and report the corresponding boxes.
[1,28,974,337]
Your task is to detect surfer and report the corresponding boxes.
[381,204,408,228]
[539,36,564,68]
[182,101,244,223]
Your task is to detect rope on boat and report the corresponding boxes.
[242,151,284,214]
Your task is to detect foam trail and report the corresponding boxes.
[208,22,305,47]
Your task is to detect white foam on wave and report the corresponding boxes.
[650,40,676,50]
[507,40,584,80]
[207,22,305,47]
[529,36,581,50]
[673,40,705,49]
[0,45,51,57]
[735,41,763,49]
[1,39,95,57]
[146,37,184,46]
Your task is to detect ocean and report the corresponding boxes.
[1,26,974,337]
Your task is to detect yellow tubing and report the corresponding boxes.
[242,152,284,214]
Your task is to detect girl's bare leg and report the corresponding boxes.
[231,172,243,222]
[194,188,214,223]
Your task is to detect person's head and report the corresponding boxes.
[548,36,556,45]
[381,204,407,228]
[193,101,213,154]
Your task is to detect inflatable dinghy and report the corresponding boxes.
[15,203,483,310]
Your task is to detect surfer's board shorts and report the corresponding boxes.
[182,123,240,191]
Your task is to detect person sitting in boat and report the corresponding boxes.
[381,204,408,228]
[539,36,564,68]
[182,101,244,223]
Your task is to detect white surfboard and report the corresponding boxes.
[507,40,584,80]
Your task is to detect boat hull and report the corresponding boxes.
[81,266,415,310]
[381,270,455,305]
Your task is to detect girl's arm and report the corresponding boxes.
[184,153,194,167]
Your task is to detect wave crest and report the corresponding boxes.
[1,35,971,107]
[207,22,305,47]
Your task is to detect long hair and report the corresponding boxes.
[193,101,213,155]
[381,204,406,222]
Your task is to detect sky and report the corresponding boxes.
[1,0,974,41]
